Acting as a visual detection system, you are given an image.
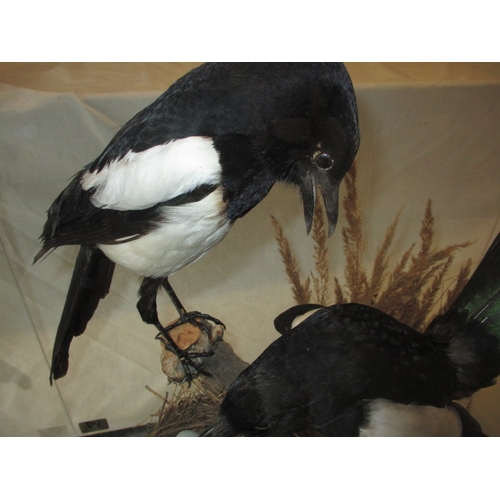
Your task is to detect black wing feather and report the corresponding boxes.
[50,246,115,383]
[34,168,219,262]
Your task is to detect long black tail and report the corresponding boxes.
[50,246,115,383]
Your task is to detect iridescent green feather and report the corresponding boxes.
[449,232,500,339]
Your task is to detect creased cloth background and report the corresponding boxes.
[1,63,499,436]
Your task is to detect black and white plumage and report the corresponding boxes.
[203,232,500,436]
[34,63,360,383]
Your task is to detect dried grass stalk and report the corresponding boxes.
[341,165,368,301]
[439,258,473,314]
[311,198,331,305]
[414,256,454,331]
[344,195,473,329]
[272,163,474,331]
[333,277,346,304]
[362,209,402,305]
[419,199,435,255]
[377,205,471,328]
[271,215,311,304]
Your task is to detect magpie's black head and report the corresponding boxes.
[205,63,360,235]
[267,64,359,236]
[272,107,359,236]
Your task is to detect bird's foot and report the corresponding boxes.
[157,314,225,384]
[165,311,225,337]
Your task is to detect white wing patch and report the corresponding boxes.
[81,136,222,211]
[359,399,462,437]
[291,307,323,329]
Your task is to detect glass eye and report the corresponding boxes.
[313,152,334,170]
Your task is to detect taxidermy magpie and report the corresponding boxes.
[34,63,360,384]
[202,231,500,436]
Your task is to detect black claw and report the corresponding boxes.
[155,331,201,383]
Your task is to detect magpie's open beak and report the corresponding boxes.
[301,170,341,237]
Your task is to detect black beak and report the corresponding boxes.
[300,170,341,237]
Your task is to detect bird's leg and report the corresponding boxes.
[162,276,188,316]
[161,277,226,333]
[137,277,214,383]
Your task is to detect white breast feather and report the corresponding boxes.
[81,136,222,210]
[98,187,231,278]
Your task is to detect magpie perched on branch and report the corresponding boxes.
[34,63,360,384]
[203,231,500,436]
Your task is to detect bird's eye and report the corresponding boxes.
[313,152,334,170]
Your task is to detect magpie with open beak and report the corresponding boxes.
[34,63,360,384]
[203,231,500,436]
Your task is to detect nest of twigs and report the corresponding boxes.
[149,381,226,437]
